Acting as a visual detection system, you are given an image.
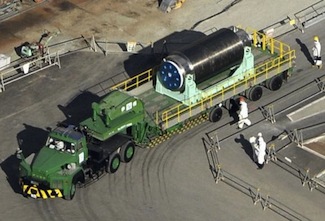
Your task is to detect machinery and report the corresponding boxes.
[159,0,186,13]
[156,27,254,105]
[17,27,296,200]
[16,30,59,58]
[18,90,158,199]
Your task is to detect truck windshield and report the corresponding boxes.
[47,137,76,154]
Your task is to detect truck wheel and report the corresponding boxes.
[105,154,121,174]
[246,86,263,101]
[121,141,135,163]
[65,180,76,200]
[209,107,223,122]
[266,75,283,91]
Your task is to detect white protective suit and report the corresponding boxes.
[238,100,251,129]
[312,39,322,66]
[256,135,266,164]
[250,134,266,165]
[313,40,321,58]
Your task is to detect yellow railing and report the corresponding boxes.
[110,68,154,91]
[247,27,291,58]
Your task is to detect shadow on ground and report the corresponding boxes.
[58,91,101,126]
[296,38,314,65]
[124,30,206,77]
[235,134,255,163]
[1,124,48,194]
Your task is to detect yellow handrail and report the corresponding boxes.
[110,68,154,91]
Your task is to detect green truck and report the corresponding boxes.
[17,27,295,199]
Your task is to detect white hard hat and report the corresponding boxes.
[249,136,256,143]
[57,141,64,149]
[257,132,262,137]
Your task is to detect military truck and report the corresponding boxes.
[17,27,296,199]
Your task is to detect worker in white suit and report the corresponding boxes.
[312,36,322,69]
[249,133,266,169]
[256,133,266,169]
[237,97,251,129]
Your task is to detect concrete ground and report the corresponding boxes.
[0,0,319,55]
[0,0,325,221]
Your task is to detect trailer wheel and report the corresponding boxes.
[246,86,263,101]
[209,107,223,122]
[121,141,135,163]
[266,75,283,91]
[223,98,240,112]
[105,154,121,174]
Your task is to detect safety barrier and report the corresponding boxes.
[0,52,61,92]
[247,27,292,57]
[202,133,323,220]
[261,75,325,123]
[294,0,325,29]
[110,68,154,91]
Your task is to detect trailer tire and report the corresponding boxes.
[246,86,263,101]
[105,154,121,174]
[223,98,240,112]
[209,107,223,122]
[266,75,283,91]
[121,141,135,163]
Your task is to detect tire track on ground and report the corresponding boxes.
[155,136,182,202]
[35,198,65,221]
[140,144,163,202]
[77,185,101,221]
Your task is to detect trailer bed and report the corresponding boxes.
[114,29,295,131]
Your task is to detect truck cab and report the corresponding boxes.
[18,125,87,200]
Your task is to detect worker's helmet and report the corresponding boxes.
[257,132,263,137]
[56,141,64,150]
[314,36,319,42]
[239,96,245,102]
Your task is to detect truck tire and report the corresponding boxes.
[246,86,263,101]
[121,141,135,163]
[209,107,223,122]
[64,178,77,200]
[105,154,121,174]
[266,75,283,91]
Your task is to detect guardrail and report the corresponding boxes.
[0,52,61,92]
[110,68,154,91]
[0,35,92,93]
[294,0,325,29]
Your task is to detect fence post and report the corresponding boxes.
[266,144,277,164]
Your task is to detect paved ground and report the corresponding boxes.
[0,0,325,221]
[0,0,319,55]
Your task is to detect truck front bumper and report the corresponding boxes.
[21,179,63,199]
